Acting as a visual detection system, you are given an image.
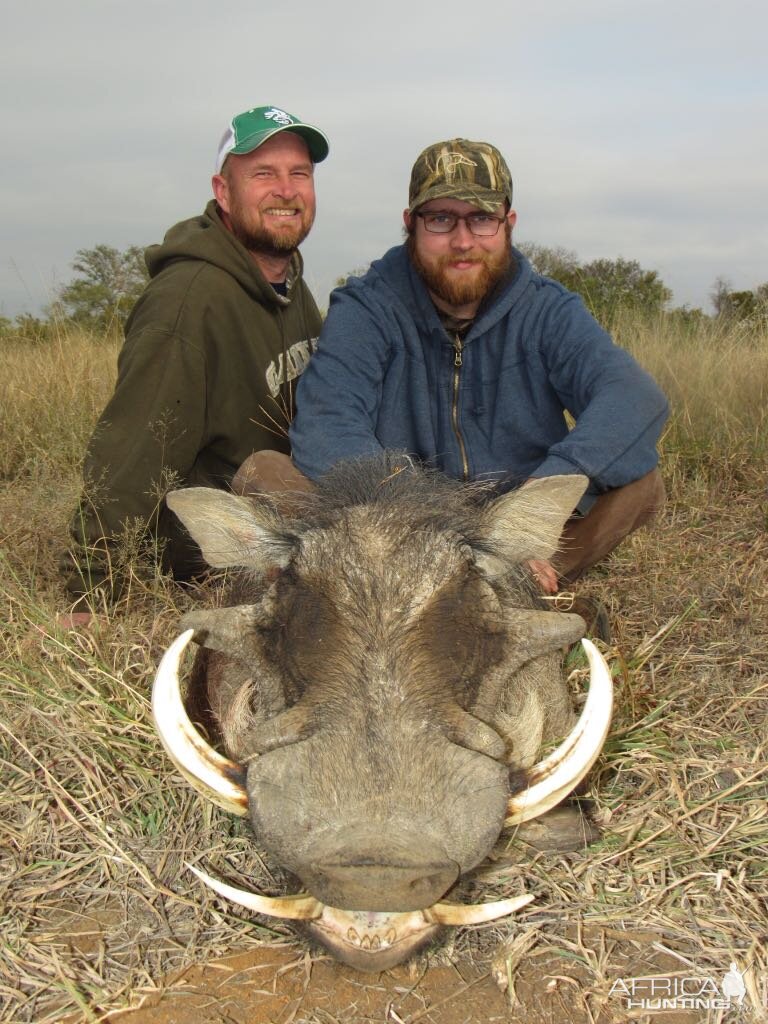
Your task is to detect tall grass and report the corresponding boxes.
[0,325,119,481]
[615,310,768,479]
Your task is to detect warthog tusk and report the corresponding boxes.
[426,892,535,926]
[187,862,533,930]
[152,630,249,816]
[187,862,323,920]
[505,638,613,826]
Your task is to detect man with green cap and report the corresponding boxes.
[62,105,328,619]
[290,137,668,593]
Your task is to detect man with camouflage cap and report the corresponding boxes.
[290,137,668,589]
[62,105,328,620]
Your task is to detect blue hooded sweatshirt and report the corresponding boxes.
[291,245,668,494]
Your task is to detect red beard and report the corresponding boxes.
[407,227,511,309]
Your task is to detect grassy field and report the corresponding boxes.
[1,317,767,1022]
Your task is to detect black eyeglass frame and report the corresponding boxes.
[414,211,507,237]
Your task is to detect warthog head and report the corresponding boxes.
[153,456,612,971]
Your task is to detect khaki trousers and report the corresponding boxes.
[552,468,666,583]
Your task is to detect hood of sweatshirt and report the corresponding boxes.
[144,199,305,308]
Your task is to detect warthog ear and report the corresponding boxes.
[166,488,296,570]
[479,475,589,567]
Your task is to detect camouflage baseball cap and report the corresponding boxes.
[408,138,513,213]
[215,105,329,173]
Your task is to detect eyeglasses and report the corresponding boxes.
[415,211,506,237]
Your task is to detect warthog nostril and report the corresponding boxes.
[409,872,447,891]
[307,857,460,912]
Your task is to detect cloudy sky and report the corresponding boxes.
[3,0,766,319]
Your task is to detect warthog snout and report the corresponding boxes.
[302,829,460,911]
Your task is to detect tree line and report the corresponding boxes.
[2,242,766,341]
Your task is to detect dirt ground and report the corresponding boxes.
[87,937,700,1024]
[108,943,712,1024]
[41,900,726,1024]
[109,944,524,1024]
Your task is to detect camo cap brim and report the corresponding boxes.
[408,139,513,214]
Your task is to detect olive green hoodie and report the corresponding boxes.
[64,200,321,602]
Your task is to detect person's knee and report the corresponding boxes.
[555,468,665,582]
[231,450,314,496]
[632,467,666,528]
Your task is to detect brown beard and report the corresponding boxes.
[227,198,314,258]
[407,224,512,308]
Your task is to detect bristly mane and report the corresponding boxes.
[291,452,498,547]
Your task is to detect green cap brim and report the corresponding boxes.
[231,124,329,163]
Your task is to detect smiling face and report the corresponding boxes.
[404,198,517,317]
[213,131,316,258]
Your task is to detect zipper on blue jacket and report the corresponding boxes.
[451,334,470,481]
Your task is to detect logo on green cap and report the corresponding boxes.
[261,108,295,128]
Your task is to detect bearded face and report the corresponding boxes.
[404,198,515,314]
[216,132,317,260]
[226,189,315,257]
[407,224,512,308]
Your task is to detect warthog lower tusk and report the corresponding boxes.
[152,630,249,816]
[426,892,535,925]
[505,637,613,826]
[187,862,533,930]
[187,862,323,920]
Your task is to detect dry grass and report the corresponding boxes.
[0,326,119,482]
[481,459,768,1019]
[616,309,768,476]
[1,319,767,1022]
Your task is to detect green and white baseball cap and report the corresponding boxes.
[215,105,329,173]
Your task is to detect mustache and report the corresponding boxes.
[261,200,304,211]
[437,254,487,268]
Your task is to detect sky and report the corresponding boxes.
[2,0,766,320]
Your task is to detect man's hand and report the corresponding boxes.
[526,558,559,594]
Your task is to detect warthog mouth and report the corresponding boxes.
[186,861,535,972]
